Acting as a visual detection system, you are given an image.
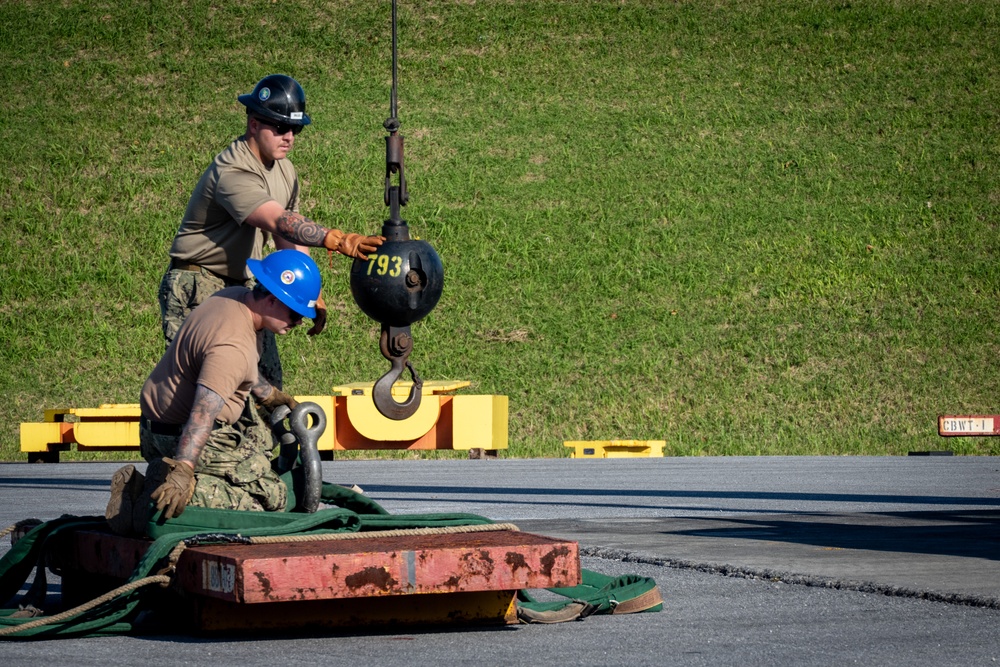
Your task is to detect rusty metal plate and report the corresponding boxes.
[175,530,579,604]
[54,530,566,632]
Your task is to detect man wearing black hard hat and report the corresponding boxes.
[159,74,384,389]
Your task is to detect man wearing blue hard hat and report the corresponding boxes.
[106,251,323,533]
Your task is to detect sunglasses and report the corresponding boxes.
[254,116,304,136]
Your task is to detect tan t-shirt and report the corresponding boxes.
[169,136,299,280]
[140,287,261,426]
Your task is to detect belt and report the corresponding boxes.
[139,416,184,437]
[169,258,203,273]
[169,258,245,286]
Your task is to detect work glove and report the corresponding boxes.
[258,385,298,412]
[307,294,327,336]
[150,457,196,519]
[323,229,385,261]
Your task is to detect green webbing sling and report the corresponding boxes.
[1,479,660,639]
[516,571,664,623]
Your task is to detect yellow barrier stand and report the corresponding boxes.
[21,404,142,462]
[563,440,665,458]
[20,382,508,462]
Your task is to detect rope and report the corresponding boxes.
[149,541,192,582]
[245,522,521,544]
[1,519,43,543]
[0,575,171,638]
[161,522,521,567]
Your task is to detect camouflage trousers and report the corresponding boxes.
[139,405,287,512]
[158,264,282,387]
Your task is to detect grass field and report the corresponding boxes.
[2,0,999,460]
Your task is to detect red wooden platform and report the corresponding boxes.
[52,528,580,632]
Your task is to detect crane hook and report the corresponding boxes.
[372,323,423,420]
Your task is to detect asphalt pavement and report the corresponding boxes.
[1,456,998,666]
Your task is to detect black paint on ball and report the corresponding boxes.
[350,238,444,327]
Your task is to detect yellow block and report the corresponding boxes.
[20,422,66,452]
[344,393,442,441]
[452,395,509,450]
[332,380,470,397]
[20,383,508,457]
[564,440,665,458]
[44,404,141,421]
[74,421,139,448]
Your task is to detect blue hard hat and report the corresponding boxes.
[247,250,321,319]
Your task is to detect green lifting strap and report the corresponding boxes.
[1,477,660,639]
[516,571,664,623]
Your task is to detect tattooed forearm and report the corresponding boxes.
[175,385,226,466]
[275,211,329,247]
[250,376,275,403]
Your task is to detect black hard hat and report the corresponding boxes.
[238,74,312,126]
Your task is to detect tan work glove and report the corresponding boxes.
[323,229,385,261]
[258,385,299,411]
[307,293,327,336]
[150,457,196,519]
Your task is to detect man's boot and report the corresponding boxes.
[105,465,145,535]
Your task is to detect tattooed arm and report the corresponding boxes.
[244,200,326,252]
[243,199,384,259]
[173,384,227,469]
[251,375,298,411]
[250,375,277,404]
[274,211,328,249]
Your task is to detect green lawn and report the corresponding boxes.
[2,0,999,460]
